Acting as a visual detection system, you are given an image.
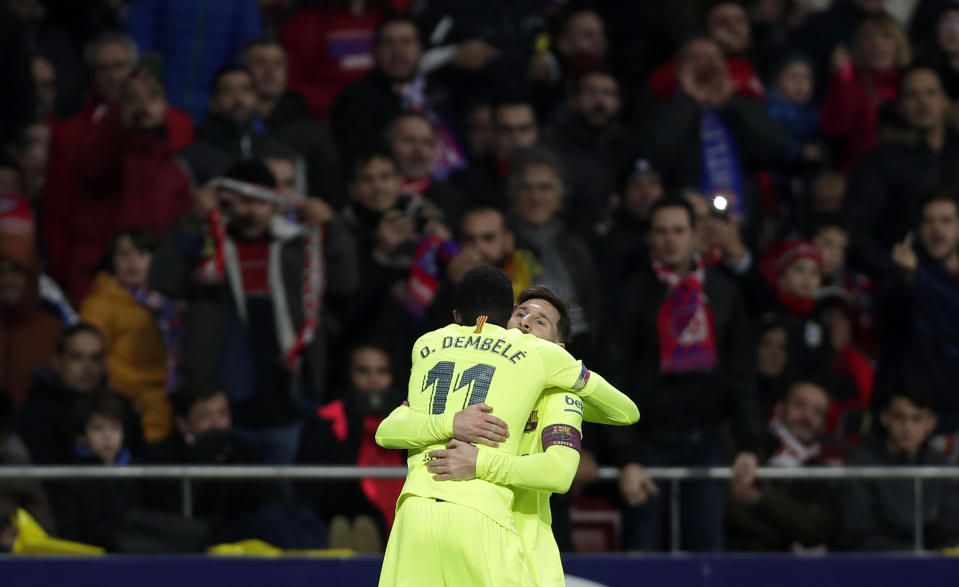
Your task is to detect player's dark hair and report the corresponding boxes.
[516,285,572,344]
[455,265,514,328]
[173,381,227,419]
[649,196,697,228]
[56,321,105,356]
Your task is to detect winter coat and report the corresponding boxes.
[80,273,172,442]
[546,116,641,235]
[873,252,959,431]
[725,432,836,551]
[844,126,959,278]
[642,93,790,248]
[278,4,380,118]
[839,437,959,551]
[43,99,194,303]
[178,114,294,187]
[0,229,62,408]
[606,263,761,460]
[125,0,262,121]
[149,214,359,427]
[820,67,899,173]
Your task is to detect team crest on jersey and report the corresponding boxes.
[524,411,539,433]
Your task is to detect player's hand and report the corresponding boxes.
[427,439,478,481]
[453,403,509,447]
[731,451,758,487]
[620,463,659,507]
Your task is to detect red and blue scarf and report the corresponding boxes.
[125,285,184,394]
[652,254,718,373]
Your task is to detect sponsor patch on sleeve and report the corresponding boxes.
[572,364,590,391]
[542,424,582,453]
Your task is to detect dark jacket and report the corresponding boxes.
[595,210,649,292]
[546,116,640,235]
[143,430,269,529]
[642,93,790,247]
[178,114,294,186]
[839,436,959,551]
[329,69,418,161]
[790,0,872,98]
[513,219,605,363]
[607,263,760,460]
[448,154,509,212]
[873,252,959,430]
[49,450,141,545]
[17,368,144,465]
[265,91,348,208]
[844,127,959,278]
[148,214,359,427]
[725,431,837,552]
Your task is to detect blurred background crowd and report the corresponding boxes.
[1,0,959,556]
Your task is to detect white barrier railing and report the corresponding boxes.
[3,465,956,553]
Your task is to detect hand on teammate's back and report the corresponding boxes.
[427,439,479,481]
[453,403,509,447]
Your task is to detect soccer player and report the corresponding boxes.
[378,285,637,585]
[377,271,637,586]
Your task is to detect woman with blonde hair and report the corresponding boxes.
[820,12,911,173]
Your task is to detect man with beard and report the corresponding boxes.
[149,159,358,464]
[547,68,640,235]
[296,342,405,552]
[179,66,297,186]
[874,191,959,434]
[386,110,469,228]
[725,380,837,551]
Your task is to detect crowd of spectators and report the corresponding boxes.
[1,0,959,555]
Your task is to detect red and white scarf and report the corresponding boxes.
[196,178,325,370]
[652,254,718,373]
[767,417,821,467]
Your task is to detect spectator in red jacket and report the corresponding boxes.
[279,0,394,118]
[44,34,194,304]
[820,13,910,173]
[59,67,193,304]
[650,1,764,100]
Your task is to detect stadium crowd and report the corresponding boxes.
[1,0,959,556]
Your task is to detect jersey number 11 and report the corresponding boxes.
[424,361,497,414]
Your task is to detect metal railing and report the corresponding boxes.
[3,465,956,553]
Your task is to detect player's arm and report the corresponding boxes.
[375,403,510,449]
[539,343,639,425]
[375,403,455,449]
[476,392,584,494]
[428,392,583,494]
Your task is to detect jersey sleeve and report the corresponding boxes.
[375,403,456,449]
[537,343,640,425]
[581,370,640,425]
[474,392,583,494]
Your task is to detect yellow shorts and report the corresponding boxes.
[379,496,535,587]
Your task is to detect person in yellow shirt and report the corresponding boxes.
[378,284,637,585]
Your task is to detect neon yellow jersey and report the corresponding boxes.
[395,322,597,531]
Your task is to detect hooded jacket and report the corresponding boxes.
[80,273,173,442]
